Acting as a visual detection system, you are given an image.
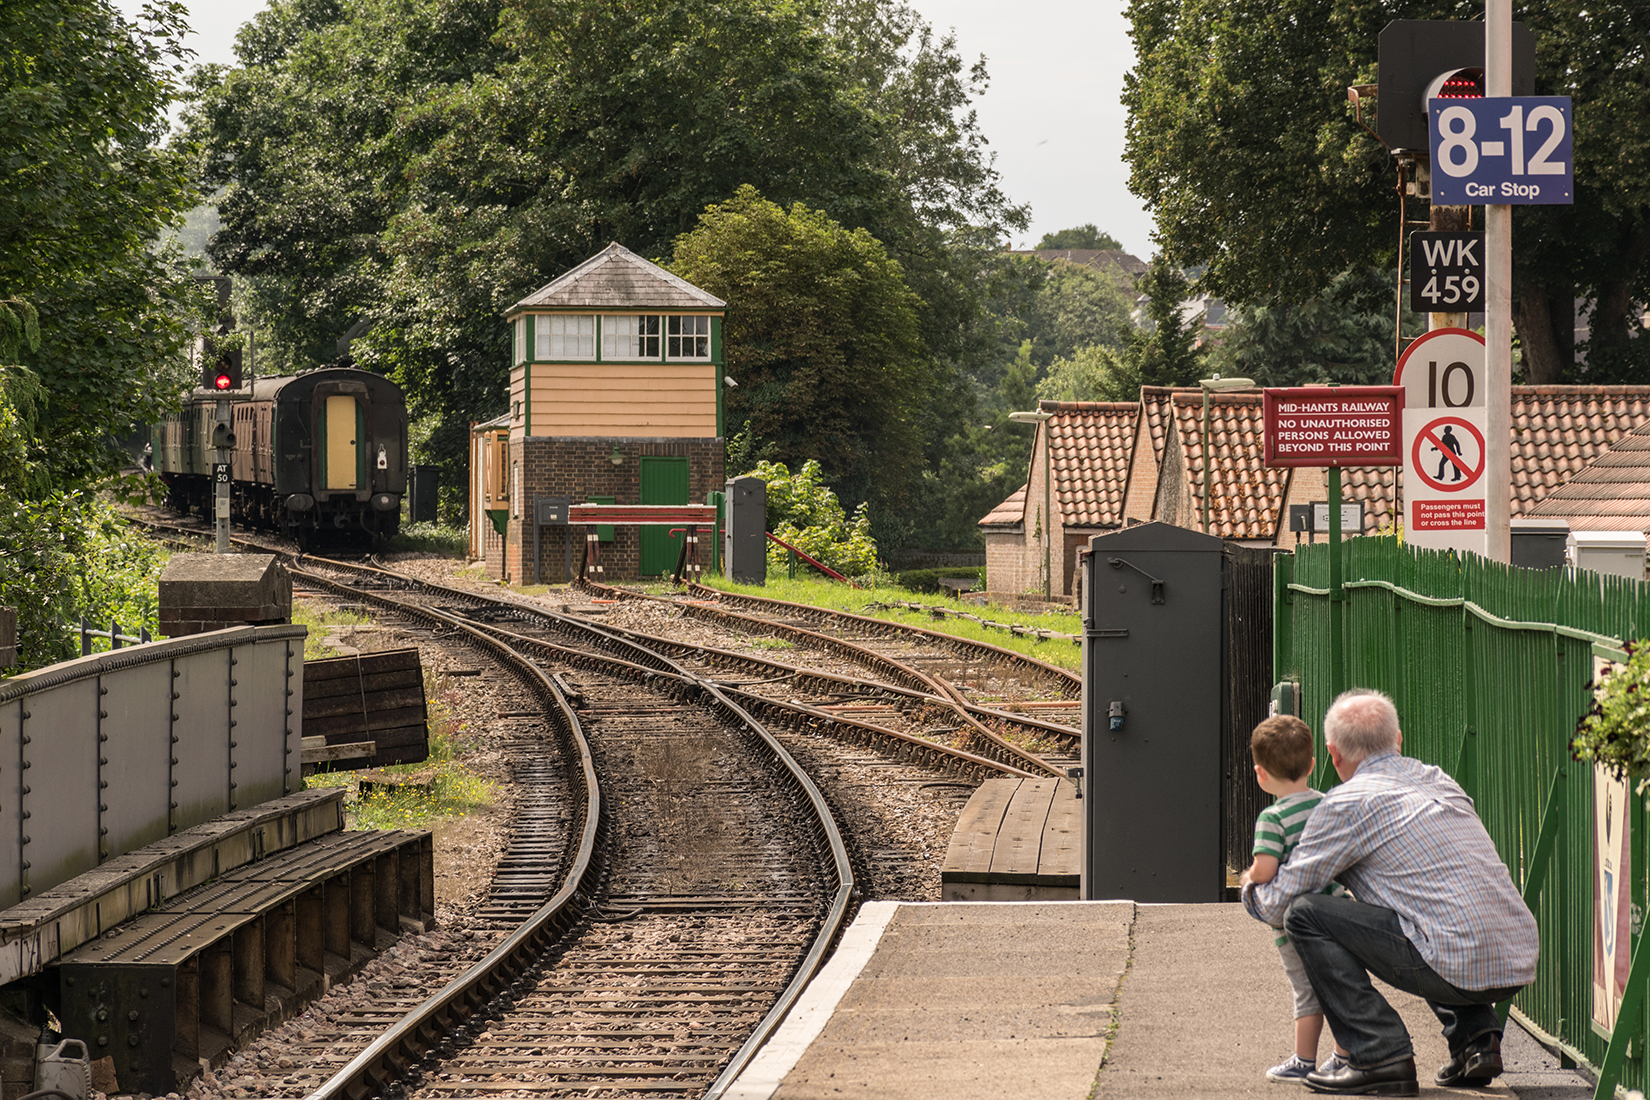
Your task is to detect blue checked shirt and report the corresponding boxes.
[1243,751,1538,991]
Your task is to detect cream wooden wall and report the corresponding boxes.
[510,363,717,438]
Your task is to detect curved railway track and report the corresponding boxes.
[123,514,1059,1099]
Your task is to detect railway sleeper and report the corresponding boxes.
[47,828,435,1098]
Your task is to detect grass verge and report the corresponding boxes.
[695,574,1082,671]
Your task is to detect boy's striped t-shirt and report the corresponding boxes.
[1254,789,1349,944]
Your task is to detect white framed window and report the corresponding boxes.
[535,314,595,359]
[513,318,525,364]
[667,315,711,359]
[603,315,660,360]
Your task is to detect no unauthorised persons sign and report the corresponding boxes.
[1262,386,1404,468]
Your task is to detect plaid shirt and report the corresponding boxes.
[1243,751,1538,991]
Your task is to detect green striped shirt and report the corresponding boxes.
[1254,789,1347,944]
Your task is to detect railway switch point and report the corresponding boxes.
[158,554,292,637]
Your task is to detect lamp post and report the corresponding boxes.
[1009,409,1055,599]
[1197,376,1254,535]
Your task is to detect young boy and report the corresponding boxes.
[1245,714,1350,1083]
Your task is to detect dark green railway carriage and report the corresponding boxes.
[153,368,407,540]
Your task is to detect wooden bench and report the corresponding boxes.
[941,778,1081,901]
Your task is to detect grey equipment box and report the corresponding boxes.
[724,475,767,585]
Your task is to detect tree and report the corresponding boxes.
[1207,268,1405,387]
[3,0,200,484]
[1123,0,1650,384]
[1035,224,1124,251]
[1129,260,1205,387]
[750,458,880,577]
[671,187,928,529]
[1037,344,1141,403]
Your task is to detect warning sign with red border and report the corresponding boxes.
[1410,416,1485,492]
[1262,386,1404,468]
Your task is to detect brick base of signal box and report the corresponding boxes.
[500,436,724,583]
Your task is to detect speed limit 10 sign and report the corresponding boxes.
[1410,232,1483,312]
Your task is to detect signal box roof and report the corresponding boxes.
[507,242,726,315]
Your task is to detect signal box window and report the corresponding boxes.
[603,315,660,360]
[667,315,711,359]
[536,314,594,359]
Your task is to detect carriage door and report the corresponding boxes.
[320,395,363,491]
[639,457,689,575]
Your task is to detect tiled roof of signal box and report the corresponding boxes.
[507,242,726,314]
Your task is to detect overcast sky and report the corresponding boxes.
[119,0,1157,257]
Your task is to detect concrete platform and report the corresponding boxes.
[726,901,1594,1100]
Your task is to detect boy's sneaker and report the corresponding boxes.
[1266,1054,1317,1082]
[1319,1051,1350,1075]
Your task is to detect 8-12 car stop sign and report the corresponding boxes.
[1393,329,1488,555]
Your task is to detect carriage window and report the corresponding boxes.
[535,314,594,359]
[602,315,660,360]
[666,315,711,359]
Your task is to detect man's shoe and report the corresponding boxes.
[1435,1033,1503,1087]
[1303,1057,1419,1096]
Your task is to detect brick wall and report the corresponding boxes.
[499,436,724,582]
[984,530,1034,597]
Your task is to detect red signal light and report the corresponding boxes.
[1435,68,1484,99]
[213,372,234,390]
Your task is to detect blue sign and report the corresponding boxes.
[1428,96,1573,205]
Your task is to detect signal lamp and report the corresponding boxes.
[213,372,235,391]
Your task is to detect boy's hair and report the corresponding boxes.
[1251,715,1314,781]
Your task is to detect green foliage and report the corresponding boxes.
[1037,344,1142,403]
[1123,0,1650,384]
[1,495,170,671]
[1035,224,1123,251]
[3,0,201,485]
[892,567,983,594]
[191,0,1026,498]
[1128,260,1205,387]
[749,458,880,577]
[1572,642,1650,787]
[672,187,928,521]
[1208,268,1404,387]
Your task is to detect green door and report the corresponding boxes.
[639,457,690,575]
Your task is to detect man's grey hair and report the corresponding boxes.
[1323,688,1401,762]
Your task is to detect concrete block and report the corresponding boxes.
[158,555,291,637]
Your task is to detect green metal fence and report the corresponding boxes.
[1276,537,1650,1097]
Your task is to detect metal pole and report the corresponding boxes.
[1201,387,1211,534]
[1484,0,1513,563]
[1328,466,1344,700]
[1042,421,1052,600]
[215,398,231,554]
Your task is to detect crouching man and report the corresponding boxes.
[1241,689,1538,1096]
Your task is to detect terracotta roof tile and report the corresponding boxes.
[1039,400,1139,527]
[1168,390,1291,540]
[1527,418,1650,531]
[978,485,1027,528]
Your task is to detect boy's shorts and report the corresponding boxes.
[1275,933,1321,1019]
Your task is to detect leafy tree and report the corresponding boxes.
[1035,224,1124,251]
[1207,268,1403,387]
[671,187,927,529]
[1123,0,1650,384]
[3,0,200,484]
[752,458,880,577]
[1037,344,1141,403]
[1129,260,1205,387]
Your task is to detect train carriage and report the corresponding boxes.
[153,367,407,542]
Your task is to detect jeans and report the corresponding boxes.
[1284,893,1523,1069]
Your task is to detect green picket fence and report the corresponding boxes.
[1276,537,1650,1097]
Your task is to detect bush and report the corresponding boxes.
[893,568,984,594]
[1572,640,1650,787]
[748,458,879,577]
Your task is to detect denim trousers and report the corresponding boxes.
[1283,893,1523,1069]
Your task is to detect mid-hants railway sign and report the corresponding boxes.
[1262,387,1405,468]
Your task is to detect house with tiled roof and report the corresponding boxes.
[1526,418,1650,533]
[979,385,1650,600]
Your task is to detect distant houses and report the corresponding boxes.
[980,386,1650,600]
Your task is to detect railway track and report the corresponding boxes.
[123,513,1058,1098]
